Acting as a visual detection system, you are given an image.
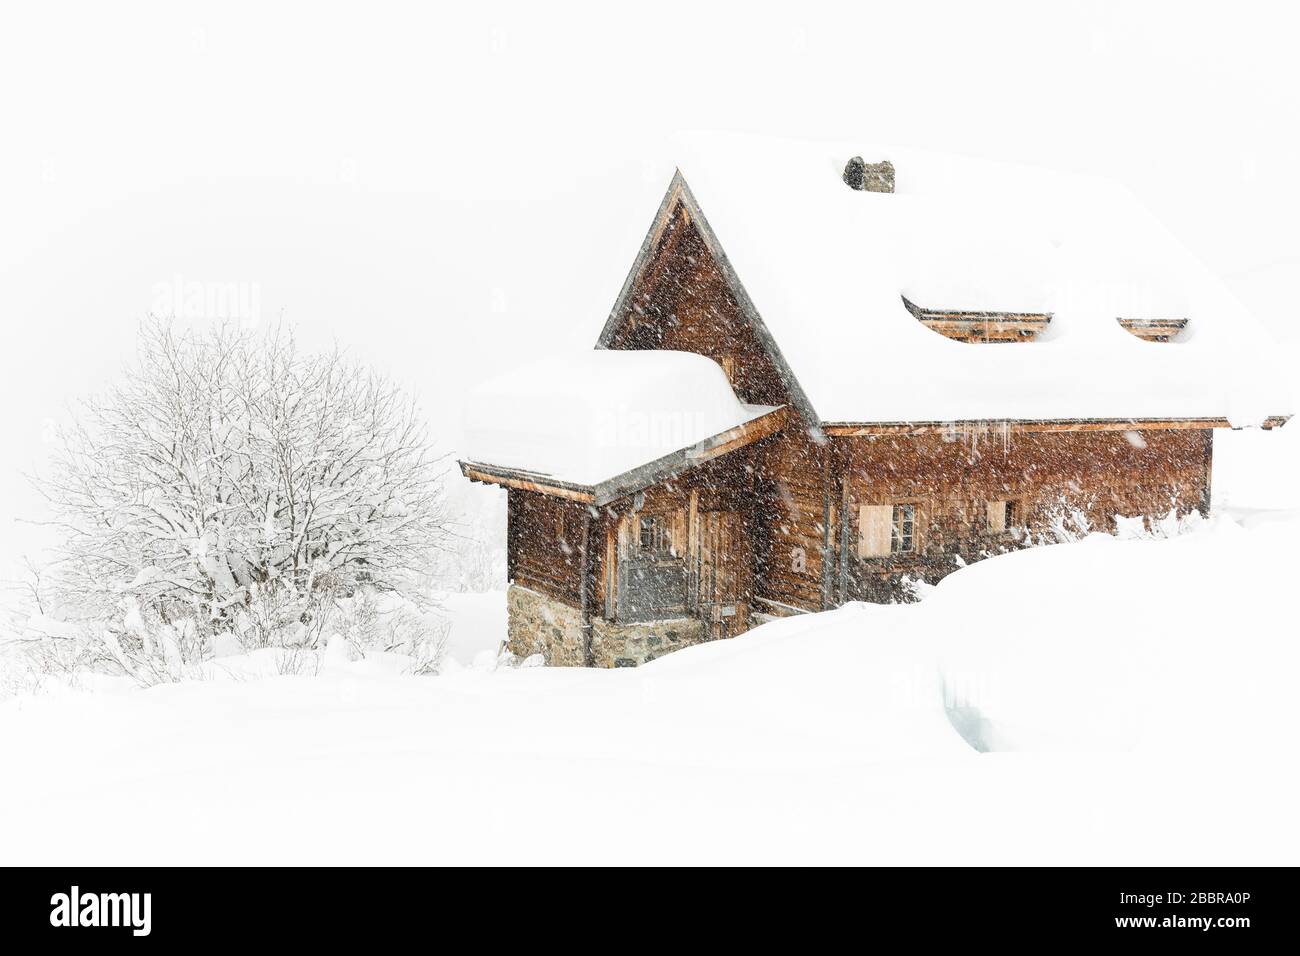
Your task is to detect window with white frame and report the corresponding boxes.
[891,504,916,553]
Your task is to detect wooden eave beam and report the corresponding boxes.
[822,415,1291,437]
[459,464,595,503]
[684,404,791,461]
[591,405,791,505]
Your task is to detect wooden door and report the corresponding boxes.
[696,511,751,640]
[617,511,687,622]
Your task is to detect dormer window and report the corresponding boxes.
[1117,318,1188,342]
[903,296,1051,343]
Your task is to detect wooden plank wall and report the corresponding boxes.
[507,489,597,607]
[750,429,828,612]
[835,426,1213,601]
[608,201,791,409]
[596,449,761,622]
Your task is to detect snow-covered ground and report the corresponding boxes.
[438,589,508,667]
[2,502,1296,865]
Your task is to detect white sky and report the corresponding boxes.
[2,1,1297,573]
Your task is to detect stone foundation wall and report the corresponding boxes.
[507,585,714,668]
[591,616,708,668]
[506,584,587,666]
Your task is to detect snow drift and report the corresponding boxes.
[929,512,1299,754]
[3,510,1298,865]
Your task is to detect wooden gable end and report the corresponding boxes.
[597,175,819,426]
[602,195,788,408]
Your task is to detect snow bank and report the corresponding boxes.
[634,510,1300,759]
[929,513,1300,754]
[462,349,771,484]
[3,512,1298,864]
[436,589,508,666]
[626,601,972,763]
[1212,340,1300,509]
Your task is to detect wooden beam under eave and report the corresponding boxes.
[822,416,1291,437]
[591,405,792,505]
[686,405,791,462]
[459,464,595,503]
[459,406,792,509]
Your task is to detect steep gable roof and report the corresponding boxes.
[596,172,823,435]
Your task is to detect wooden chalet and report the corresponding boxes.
[460,135,1292,667]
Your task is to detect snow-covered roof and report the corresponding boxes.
[604,133,1294,426]
[462,349,777,489]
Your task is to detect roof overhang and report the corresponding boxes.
[822,415,1291,437]
[461,404,792,506]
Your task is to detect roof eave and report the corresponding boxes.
[821,415,1292,436]
[460,405,792,506]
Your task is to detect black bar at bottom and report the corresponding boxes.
[0,866,1290,945]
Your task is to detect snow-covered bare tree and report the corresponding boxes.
[38,320,448,654]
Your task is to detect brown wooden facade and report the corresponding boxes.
[503,445,766,650]
[464,171,1287,664]
[499,422,1215,628]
